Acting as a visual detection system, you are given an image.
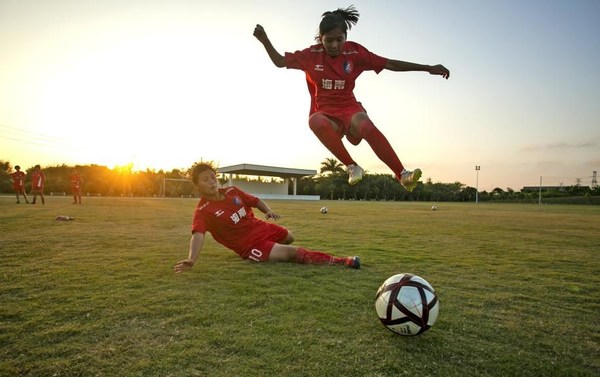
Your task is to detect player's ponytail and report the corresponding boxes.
[315,5,360,41]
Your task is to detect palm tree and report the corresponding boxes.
[319,157,345,176]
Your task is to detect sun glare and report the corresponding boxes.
[21,29,211,173]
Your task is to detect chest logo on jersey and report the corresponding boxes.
[343,60,353,74]
[314,64,324,71]
[233,196,242,206]
[214,210,225,217]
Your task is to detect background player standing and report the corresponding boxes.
[69,169,82,204]
[30,164,45,205]
[174,163,360,273]
[254,5,449,191]
[11,165,29,204]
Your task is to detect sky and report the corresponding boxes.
[1,0,599,191]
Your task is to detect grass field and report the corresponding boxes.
[1,196,599,377]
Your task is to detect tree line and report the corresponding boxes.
[313,158,599,203]
[1,159,598,202]
[0,161,189,197]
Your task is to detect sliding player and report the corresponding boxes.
[174,162,360,273]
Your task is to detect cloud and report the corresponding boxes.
[521,140,598,152]
[585,157,600,167]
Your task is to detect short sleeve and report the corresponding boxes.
[355,43,388,73]
[232,187,260,207]
[284,48,311,71]
[191,204,207,234]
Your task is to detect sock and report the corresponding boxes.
[309,114,355,166]
[295,247,347,266]
[360,122,405,177]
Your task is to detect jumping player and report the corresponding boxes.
[253,5,450,191]
[30,164,45,205]
[173,163,360,273]
[11,165,29,204]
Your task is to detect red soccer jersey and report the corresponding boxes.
[12,171,25,190]
[191,187,280,257]
[70,173,81,190]
[284,41,388,114]
[31,171,45,190]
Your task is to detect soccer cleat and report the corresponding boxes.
[399,168,422,192]
[346,256,361,269]
[347,164,364,185]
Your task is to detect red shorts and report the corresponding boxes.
[243,223,289,262]
[313,102,367,144]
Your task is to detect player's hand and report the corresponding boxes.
[253,24,268,44]
[265,211,281,221]
[174,259,194,274]
[429,64,450,79]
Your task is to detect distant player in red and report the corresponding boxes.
[174,163,360,273]
[70,169,82,204]
[254,5,449,191]
[30,164,45,205]
[11,165,29,204]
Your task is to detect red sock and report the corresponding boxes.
[363,127,405,177]
[309,115,355,166]
[296,248,347,266]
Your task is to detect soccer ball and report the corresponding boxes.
[431,205,437,211]
[375,273,439,336]
[320,207,328,214]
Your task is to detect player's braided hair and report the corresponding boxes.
[315,4,359,41]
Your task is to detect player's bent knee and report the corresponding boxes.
[269,244,297,262]
[283,232,295,244]
[309,113,336,133]
[308,114,326,132]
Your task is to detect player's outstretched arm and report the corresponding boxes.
[174,232,205,274]
[255,198,281,221]
[385,59,450,79]
[253,24,285,68]
[427,64,450,79]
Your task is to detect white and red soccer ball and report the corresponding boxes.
[375,273,439,336]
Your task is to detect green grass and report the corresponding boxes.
[1,196,599,376]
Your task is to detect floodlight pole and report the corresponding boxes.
[475,166,480,203]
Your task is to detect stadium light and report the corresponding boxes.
[475,166,480,203]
